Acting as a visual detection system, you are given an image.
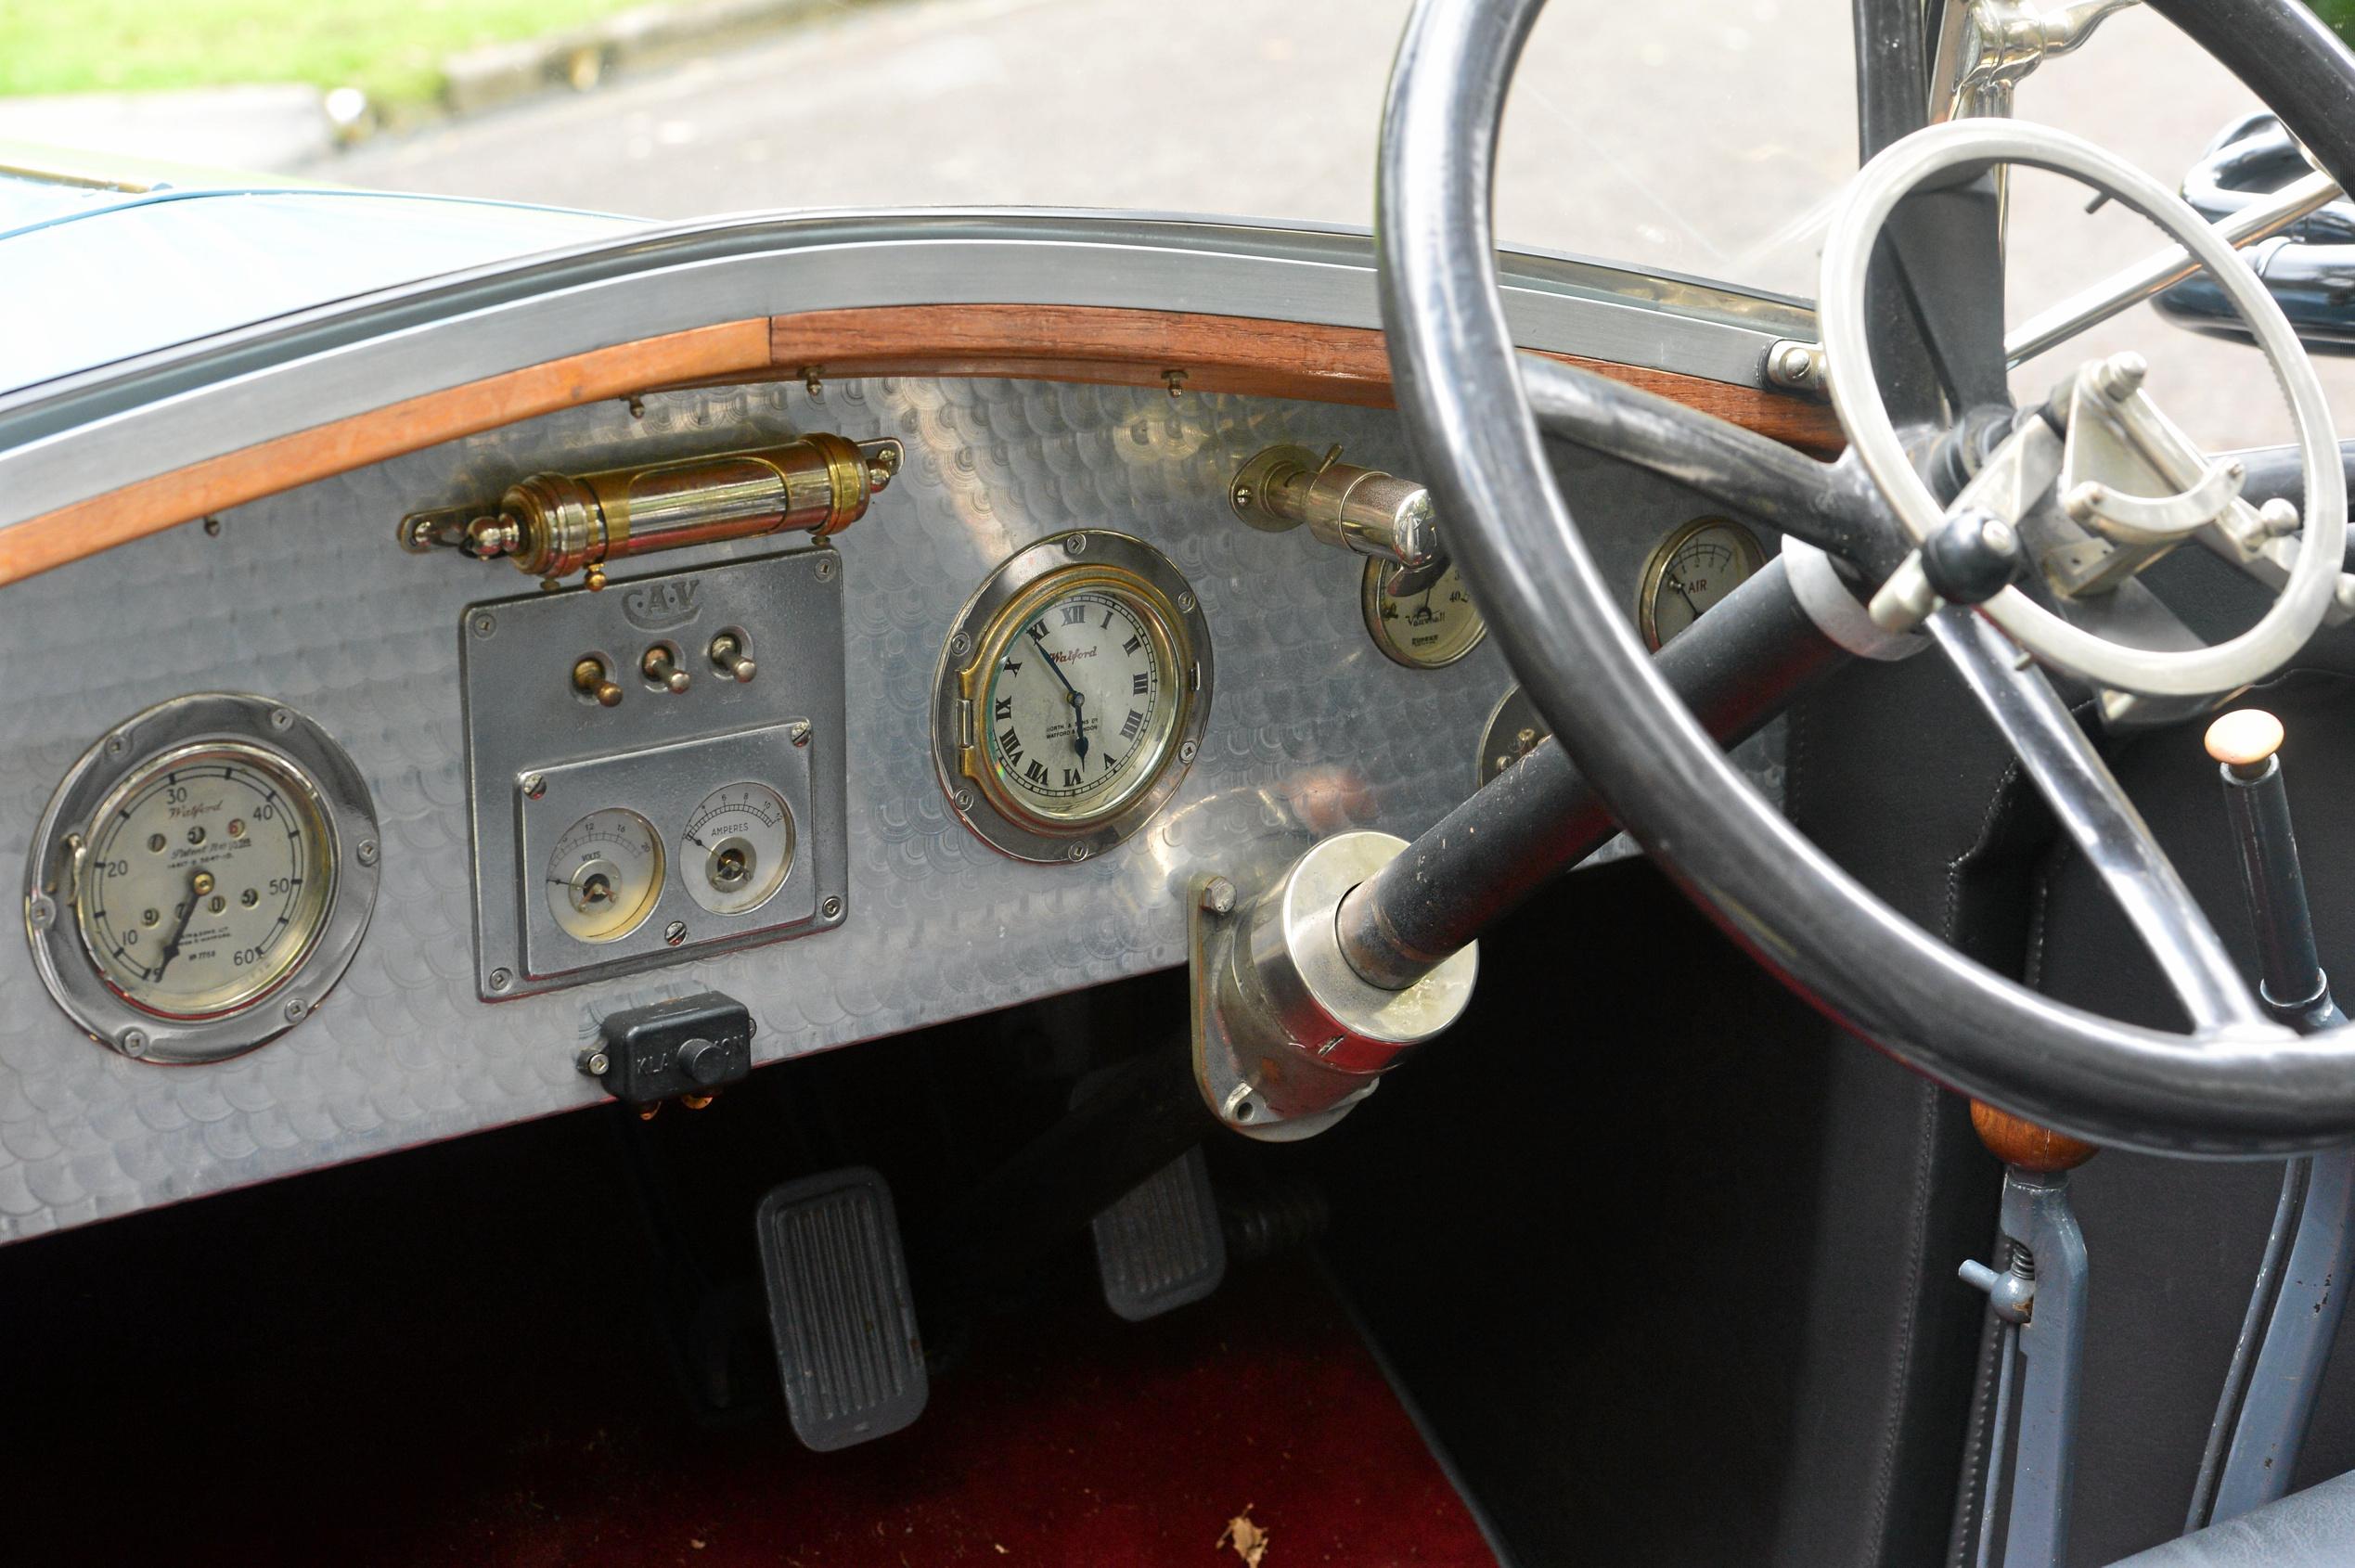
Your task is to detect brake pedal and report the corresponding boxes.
[755,1167,928,1451]
[1091,1142,1228,1321]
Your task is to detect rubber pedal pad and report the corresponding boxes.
[755,1166,927,1450]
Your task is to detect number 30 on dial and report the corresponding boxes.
[933,532,1214,863]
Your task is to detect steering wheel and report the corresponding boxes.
[1377,0,2355,1155]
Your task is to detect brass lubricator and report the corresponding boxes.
[399,431,905,589]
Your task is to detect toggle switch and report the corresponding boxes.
[642,644,690,693]
[572,655,623,707]
[709,632,756,684]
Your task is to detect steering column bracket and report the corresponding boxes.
[1822,120,2349,700]
[1190,835,1477,1140]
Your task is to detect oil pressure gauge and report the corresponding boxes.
[23,694,380,1063]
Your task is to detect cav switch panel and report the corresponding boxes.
[459,548,849,998]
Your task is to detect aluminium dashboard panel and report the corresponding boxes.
[0,375,1781,1242]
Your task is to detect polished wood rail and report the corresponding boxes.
[0,304,1842,588]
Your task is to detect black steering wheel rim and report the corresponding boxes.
[1375,0,2355,1156]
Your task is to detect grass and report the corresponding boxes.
[0,0,657,109]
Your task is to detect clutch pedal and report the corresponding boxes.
[1091,1142,1228,1322]
[754,1167,928,1451]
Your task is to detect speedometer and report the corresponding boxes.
[76,742,335,1017]
[24,694,380,1063]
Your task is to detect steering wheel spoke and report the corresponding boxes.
[1927,605,2262,1031]
[1518,354,1894,567]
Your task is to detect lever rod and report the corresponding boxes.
[2194,711,2355,1527]
[2004,168,2342,368]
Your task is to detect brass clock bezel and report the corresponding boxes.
[930,531,1214,865]
[1361,557,1489,670]
[1636,517,1768,651]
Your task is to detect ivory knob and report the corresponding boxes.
[2206,709,2284,779]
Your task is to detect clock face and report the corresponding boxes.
[933,533,1214,864]
[978,583,1178,827]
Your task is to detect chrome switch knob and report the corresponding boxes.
[709,633,756,684]
[642,645,690,693]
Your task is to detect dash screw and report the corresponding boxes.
[663,920,688,946]
[356,840,379,868]
[821,895,843,920]
[488,968,513,994]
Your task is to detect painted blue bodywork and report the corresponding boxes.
[0,158,641,395]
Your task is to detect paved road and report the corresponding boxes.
[315,0,2352,448]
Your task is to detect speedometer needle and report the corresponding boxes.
[156,868,210,974]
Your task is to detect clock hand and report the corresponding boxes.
[1665,572,1703,618]
[1036,640,1090,762]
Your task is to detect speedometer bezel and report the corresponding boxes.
[22,693,381,1063]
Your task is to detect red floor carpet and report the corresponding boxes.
[451,1262,1499,1568]
[6,1250,1493,1567]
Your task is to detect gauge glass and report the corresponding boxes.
[545,807,663,944]
[681,781,795,916]
[1638,518,1767,649]
[976,574,1183,829]
[1364,558,1487,669]
[74,742,335,1019]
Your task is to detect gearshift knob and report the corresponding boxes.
[1972,1099,2099,1172]
[2207,709,2285,779]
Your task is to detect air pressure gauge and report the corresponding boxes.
[1637,518,1767,649]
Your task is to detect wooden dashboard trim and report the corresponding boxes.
[0,304,1840,588]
